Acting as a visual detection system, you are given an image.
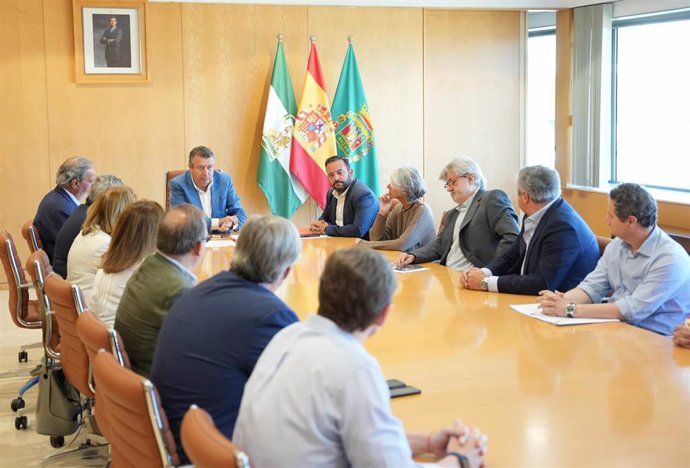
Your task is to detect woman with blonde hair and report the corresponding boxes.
[91,200,164,326]
[67,186,136,295]
[357,166,435,252]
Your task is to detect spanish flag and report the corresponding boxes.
[289,39,336,209]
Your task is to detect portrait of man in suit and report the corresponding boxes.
[94,14,131,68]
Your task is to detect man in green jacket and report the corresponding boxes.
[115,204,207,377]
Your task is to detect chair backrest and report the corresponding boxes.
[596,235,612,257]
[22,220,43,253]
[0,230,41,329]
[77,310,131,372]
[25,249,61,359]
[93,350,179,468]
[44,275,93,398]
[181,405,251,468]
[164,170,186,210]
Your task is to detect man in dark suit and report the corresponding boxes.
[52,174,122,278]
[33,156,96,263]
[462,165,599,295]
[169,145,247,233]
[100,16,122,67]
[394,157,519,270]
[309,155,378,239]
[150,215,301,465]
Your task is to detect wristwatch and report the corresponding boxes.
[565,303,577,318]
[480,277,489,291]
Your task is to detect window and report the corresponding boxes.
[611,11,690,192]
[526,29,556,168]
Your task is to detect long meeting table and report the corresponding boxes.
[196,236,690,467]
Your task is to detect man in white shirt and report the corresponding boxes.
[234,248,487,468]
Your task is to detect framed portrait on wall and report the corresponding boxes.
[72,0,149,83]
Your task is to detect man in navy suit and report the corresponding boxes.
[309,156,378,239]
[52,174,123,278]
[33,157,96,263]
[462,165,599,295]
[169,146,247,233]
[150,215,301,465]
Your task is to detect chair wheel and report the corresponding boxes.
[15,415,28,430]
[18,350,28,362]
[50,436,65,448]
[10,398,25,412]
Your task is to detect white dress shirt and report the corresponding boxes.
[445,190,478,271]
[333,186,350,227]
[234,314,439,468]
[192,178,220,231]
[91,264,140,328]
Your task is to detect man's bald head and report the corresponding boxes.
[157,204,207,255]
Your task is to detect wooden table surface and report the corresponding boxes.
[197,236,690,467]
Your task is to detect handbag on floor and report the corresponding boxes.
[35,363,81,436]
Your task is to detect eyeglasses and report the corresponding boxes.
[443,174,467,189]
[199,235,211,244]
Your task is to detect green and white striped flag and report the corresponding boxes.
[257,37,307,218]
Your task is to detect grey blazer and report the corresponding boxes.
[410,189,519,268]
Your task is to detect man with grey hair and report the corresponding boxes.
[115,204,207,377]
[150,215,301,465]
[394,157,519,270]
[235,248,487,468]
[33,156,96,262]
[462,165,598,295]
[53,174,123,278]
[538,183,690,335]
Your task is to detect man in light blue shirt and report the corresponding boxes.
[538,183,690,336]
[234,248,487,468]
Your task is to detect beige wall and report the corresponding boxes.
[1,1,523,284]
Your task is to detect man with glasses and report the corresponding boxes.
[169,145,247,233]
[394,157,519,270]
[115,204,207,378]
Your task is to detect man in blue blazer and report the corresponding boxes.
[33,157,96,263]
[462,165,599,295]
[150,215,301,464]
[309,156,378,239]
[169,146,247,233]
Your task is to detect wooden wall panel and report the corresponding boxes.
[424,10,522,222]
[0,0,51,282]
[181,4,311,225]
[43,0,185,205]
[306,7,425,191]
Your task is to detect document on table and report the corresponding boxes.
[510,303,620,326]
[392,264,429,274]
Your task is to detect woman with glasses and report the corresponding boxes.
[91,200,164,327]
[357,166,435,252]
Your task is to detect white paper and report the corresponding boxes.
[510,303,620,326]
[206,239,235,248]
[392,264,430,274]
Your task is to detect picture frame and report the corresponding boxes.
[72,0,149,83]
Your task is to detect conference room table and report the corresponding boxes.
[197,235,690,467]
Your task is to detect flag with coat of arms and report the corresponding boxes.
[289,37,337,210]
[257,36,308,219]
[331,39,380,195]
